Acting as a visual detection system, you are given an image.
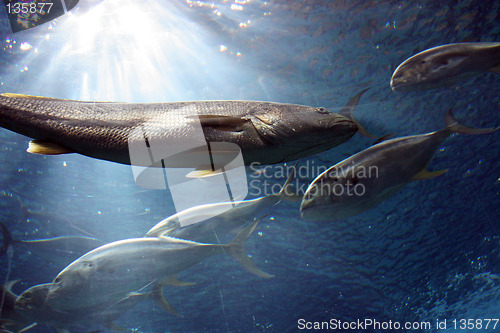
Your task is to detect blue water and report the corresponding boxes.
[0,0,499,332]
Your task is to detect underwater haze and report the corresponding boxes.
[0,0,499,332]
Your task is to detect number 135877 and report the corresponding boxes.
[6,2,53,15]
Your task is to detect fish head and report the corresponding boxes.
[390,46,472,92]
[300,166,368,221]
[14,283,52,320]
[45,259,97,308]
[255,105,357,156]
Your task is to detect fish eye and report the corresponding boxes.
[316,107,329,114]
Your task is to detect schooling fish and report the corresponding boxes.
[0,221,104,264]
[300,110,496,221]
[0,93,361,172]
[390,42,500,91]
[46,218,272,311]
[14,282,174,332]
[145,164,297,242]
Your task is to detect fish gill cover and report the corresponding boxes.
[0,0,499,332]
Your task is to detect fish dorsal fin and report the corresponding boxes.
[412,167,448,180]
[276,161,301,201]
[160,275,196,287]
[187,115,251,132]
[372,133,396,145]
[0,93,69,101]
[151,283,183,318]
[27,140,74,155]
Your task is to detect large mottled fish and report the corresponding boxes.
[0,221,104,264]
[300,110,496,221]
[14,282,173,332]
[0,92,362,171]
[145,164,297,243]
[46,218,272,311]
[390,42,500,91]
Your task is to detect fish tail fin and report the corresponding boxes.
[226,217,274,279]
[339,88,377,139]
[276,162,300,202]
[0,221,14,257]
[445,108,498,135]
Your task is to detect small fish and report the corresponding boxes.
[0,222,104,264]
[145,164,297,242]
[390,42,500,91]
[46,218,272,311]
[0,93,361,173]
[300,110,496,221]
[0,281,37,333]
[14,282,174,332]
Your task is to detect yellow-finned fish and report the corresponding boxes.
[145,163,297,242]
[390,42,500,91]
[300,110,497,221]
[46,218,272,311]
[0,93,362,170]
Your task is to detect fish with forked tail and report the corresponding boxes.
[145,163,297,242]
[45,218,272,312]
[300,110,497,221]
[391,42,500,91]
[0,93,363,172]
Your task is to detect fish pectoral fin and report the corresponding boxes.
[412,168,448,180]
[160,275,196,287]
[151,284,183,318]
[27,140,74,155]
[187,115,251,132]
[186,166,225,178]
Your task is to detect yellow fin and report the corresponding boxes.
[161,275,196,287]
[27,140,74,155]
[151,284,183,318]
[186,166,224,178]
[412,168,448,180]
